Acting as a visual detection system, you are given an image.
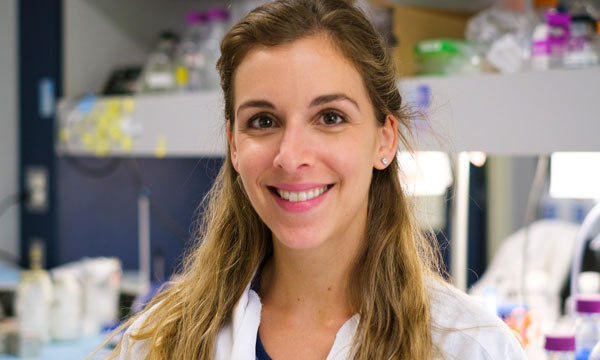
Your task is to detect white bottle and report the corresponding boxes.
[574,296,600,360]
[202,8,230,90]
[545,334,576,360]
[140,31,179,93]
[49,269,81,341]
[175,12,209,91]
[15,242,53,342]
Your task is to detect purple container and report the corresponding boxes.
[576,296,600,314]
[544,335,576,351]
[186,11,206,25]
[546,11,571,27]
[205,8,230,21]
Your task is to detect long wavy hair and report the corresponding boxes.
[104,0,444,358]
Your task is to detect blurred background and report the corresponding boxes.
[0,0,599,358]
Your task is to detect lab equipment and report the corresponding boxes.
[414,39,486,76]
[80,257,122,335]
[15,242,53,343]
[574,296,600,360]
[570,202,600,298]
[532,11,572,70]
[202,8,230,89]
[175,12,209,91]
[545,334,576,360]
[49,268,81,340]
[564,14,599,68]
[470,220,579,327]
[465,1,534,73]
[139,31,179,93]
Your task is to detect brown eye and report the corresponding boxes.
[249,116,276,129]
[320,112,345,126]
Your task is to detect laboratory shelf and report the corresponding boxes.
[401,67,600,155]
[56,67,600,158]
[56,90,226,158]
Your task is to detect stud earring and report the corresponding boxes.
[382,158,388,165]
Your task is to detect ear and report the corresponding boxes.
[226,121,239,172]
[374,114,398,170]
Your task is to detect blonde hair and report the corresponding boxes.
[104,0,444,358]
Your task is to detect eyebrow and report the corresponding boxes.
[236,100,276,118]
[235,93,360,118]
[310,94,360,110]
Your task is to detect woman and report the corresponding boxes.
[108,0,526,359]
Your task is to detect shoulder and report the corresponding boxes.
[428,279,527,360]
[117,302,159,359]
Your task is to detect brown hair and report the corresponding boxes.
[102,0,443,358]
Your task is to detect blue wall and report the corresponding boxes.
[56,157,222,278]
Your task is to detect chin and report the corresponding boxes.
[272,228,326,250]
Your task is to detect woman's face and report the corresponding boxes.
[229,35,396,251]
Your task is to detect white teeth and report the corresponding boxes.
[276,185,328,202]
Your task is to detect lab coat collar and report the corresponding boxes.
[214,280,360,360]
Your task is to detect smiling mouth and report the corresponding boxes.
[268,185,333,202]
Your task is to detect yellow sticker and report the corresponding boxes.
[121,137,133,152]
[176,66,188,86]
[155,136,167,158]
[98,115,110,129]
[82,132,95,148]
[107,99,121,116]
[122,97,135,113]
[109,126,122,140]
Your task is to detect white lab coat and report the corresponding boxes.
[120,279,527,359]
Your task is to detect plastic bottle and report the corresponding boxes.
[574,296,600,360]
[564,14,598,68]
[49,268,81,340]
[589,336,600,360]
[545,335,576,360]
[15,241,53,343]
[175,12,209,91]
[532,10,571,70]
[140,31,179,93]
[202,8,230,90]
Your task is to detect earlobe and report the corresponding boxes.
[374,114,398,170]
[226,121,239,172]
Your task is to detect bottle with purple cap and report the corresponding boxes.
[175,11,209,91]
[574,296,600,360]
[202,7,230,89]
[545,335,576,360]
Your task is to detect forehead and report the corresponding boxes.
[233,35,371,114]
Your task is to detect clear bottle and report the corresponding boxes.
[574,296,600,360]
[545,334,576,360]
[175,12,209,92]
[590,339,600,360]
[202,8,230,90]
[15,241,53,342]
[140,31,179,93]
[564,14,598,68]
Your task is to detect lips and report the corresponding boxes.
[267,183,333,212]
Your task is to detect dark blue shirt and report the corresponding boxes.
[256,331,273,360]
[251,272,273,360]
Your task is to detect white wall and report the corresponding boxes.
[0,0,19,262]
[63,0,226,97]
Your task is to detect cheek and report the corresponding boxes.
[325,133,378,176]
[235,141,274,185]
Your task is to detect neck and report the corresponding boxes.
[260,233,362,323]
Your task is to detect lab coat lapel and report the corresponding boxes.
[214,283,262,360]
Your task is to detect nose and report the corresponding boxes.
[273,121,313,173]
